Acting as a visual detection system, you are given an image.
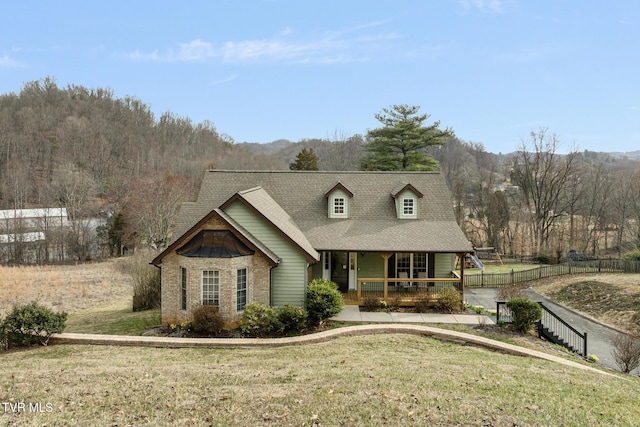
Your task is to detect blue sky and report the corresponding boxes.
[1,1,638,154]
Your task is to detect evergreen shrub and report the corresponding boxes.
[278,304,308,334]
[306,278,344,326]
[1,302,67,348]
[240,303,282,337]
[506,297,542,333]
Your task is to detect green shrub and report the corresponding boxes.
[306,278,344,326]
[435,286,462,313]
[0,322,7,351]
[240,303,282,337]
[278,304,308,334]
[533,253,551,264]
[623,250,640,261]
[191,305,224,336]
[362,296,381,312]
[506,297,542,333]
[1,302,67,348]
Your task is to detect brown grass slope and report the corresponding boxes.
[1,336,639,426]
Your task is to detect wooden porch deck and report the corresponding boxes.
[345,277,463,306]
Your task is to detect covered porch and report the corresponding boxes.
[312,251,465,306]
[344,275,463,305]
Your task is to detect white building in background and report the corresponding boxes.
[0,208,69,263]
[0,208,68,230]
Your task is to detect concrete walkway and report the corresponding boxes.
[46,292,623,376]
[331,305,494,325]
[50,324,613,376]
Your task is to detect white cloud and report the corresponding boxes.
[0,54,21,67]
[125,22,400,65]
[458,0,510,14]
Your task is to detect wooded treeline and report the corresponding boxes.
[1,78,639,263]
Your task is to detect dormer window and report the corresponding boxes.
[392,182,423,220]
[325,182,353,219]
[403,198,415,216]
[333,197,346,216]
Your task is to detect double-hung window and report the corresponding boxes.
[202,270,219,305]
[333,197,345,216]
[403,198,415,216]
[236,268,247,312]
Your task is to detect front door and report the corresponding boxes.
[348,252,357,290]
[331,251,349,293]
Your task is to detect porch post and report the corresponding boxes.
[459,252,465,295]
[381,253,392,299]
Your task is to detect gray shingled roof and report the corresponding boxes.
[169,170,471,254]
[223,187,320,262]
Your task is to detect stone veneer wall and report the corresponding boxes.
[160,217,273,325]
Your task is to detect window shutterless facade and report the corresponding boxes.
[201,270,220,305]
[236,268,247,312]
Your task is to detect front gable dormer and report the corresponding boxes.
[324,182,354,219]
[391,183,424,219]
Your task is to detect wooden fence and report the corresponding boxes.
[464,259,640,288]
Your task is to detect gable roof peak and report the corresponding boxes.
[391,182,424,199]
[324,182,354,198]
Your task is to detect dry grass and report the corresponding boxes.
[532,273,640,333]
[2,264,640,425]
[1,335,638,426]
[0,258,134,318]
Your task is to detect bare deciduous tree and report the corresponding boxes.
[611,333,640,374]
[122,170,190,250]
[510,129,579,255]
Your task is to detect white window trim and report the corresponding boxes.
[401,197,416,218]
[331,196,347,218]
[201,270,220,306]
[236,267,248,313]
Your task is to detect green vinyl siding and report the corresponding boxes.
[311,261,323,279]
[224,201,308,307]
[434,253,455,277]
[357,253,384,278]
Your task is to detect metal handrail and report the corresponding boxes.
[537,302,588,357]
[496,301,588,357]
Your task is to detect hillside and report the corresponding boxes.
[2,78,640,263]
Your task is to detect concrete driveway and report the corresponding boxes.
[464,287,626,373]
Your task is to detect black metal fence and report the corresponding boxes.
[496,301,588,357]
[465,260,640,288]
[537,302,588,357]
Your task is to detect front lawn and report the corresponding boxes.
[65,297,160,335]
[1,335,636,426]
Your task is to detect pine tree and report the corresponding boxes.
[361,104,453,171]
[289,148,320,171]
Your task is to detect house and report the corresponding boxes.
[152,170,472,325]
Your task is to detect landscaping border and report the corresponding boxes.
[50,324,615,376]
